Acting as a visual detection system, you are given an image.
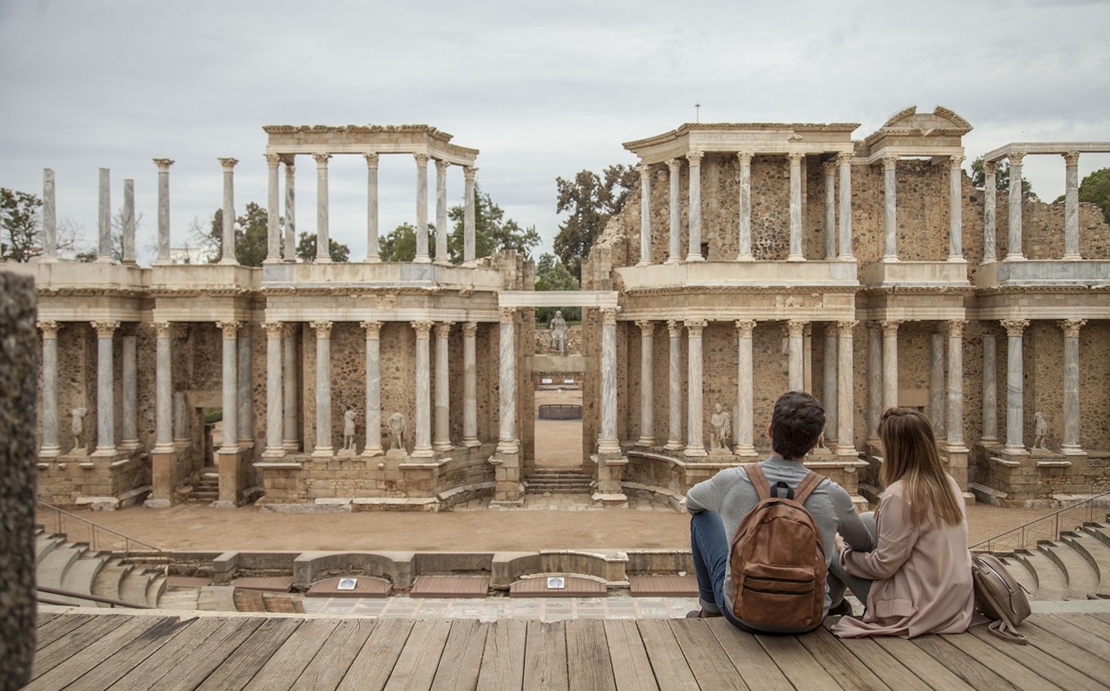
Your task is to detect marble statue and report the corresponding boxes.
[71,407,87,452]
[550,310,567,355]
[387,412,406,451]
[1033,412,1048,450]
[343,409,357,452]
[709,403,731,452]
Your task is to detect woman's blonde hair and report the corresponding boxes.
[878,407,963,527]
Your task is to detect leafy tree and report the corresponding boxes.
[1,188,43,262]
[75,207,143,263]
[553,165,638,280]
[534,253,580,323]
[296,231,350,263]
[378,222,423,262]
[1079,167,1110,225]
[234,202,269,266]
[446,185,540,263]
[970,156,1033,197]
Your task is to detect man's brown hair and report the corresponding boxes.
[771,391,825,461]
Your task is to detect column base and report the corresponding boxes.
[496,440,519,455]
[636,260,650,267]
[664,439,685,451]
[880,255,900,263]
[1003,253,1027,262]
[1061,445,1088,457]
[283,440,301,452]
[598,440,622,455]
[834,444,858,458]
[263,256,283,265]
[1062,253,1082,261]
[40,445,62,459]
[685,255,705,263]
[837,254,856,262]
[152,443,175,454]
[664,257,681,265]
[218,257,239,266]
[736,254,754,261]
[787,254,805,262]
[120,440,140,452]
[413,256,431,264]
[364,255,382,263]
[411,446,436,458]
[462,437,481,448]
[262,446,287,459]
[1002,445,1029,456]
[946,255,967,263]
[361,446,384,458]
[635,437,656,447]
[684,445,708,458]
[433,259,450,266]
[311,447,334,458]
[314,256,333,264]
[433,441,453,452]
[92,446,118,458]
[733,444,757,457]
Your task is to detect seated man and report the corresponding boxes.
[686,390,874,633]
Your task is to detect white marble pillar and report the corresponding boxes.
[824,160,837,259]
[983,161,997,263]
[946,320,965,449]
[600,308,621,455]
[121,179,136,264]
[788,153,805,261]
[737,153,754,260]
[803,323,813,394]
[433,322,453,451]
[635,320,655,446]
[311,321,333,456]
[666,319,684,450]
[949,156,964,260]
[786,320,805,392]
[930,332,946,438]
[97,168,112,263]
[496,309,517,454]
[153,322,173,453]
[38,321,61,456]
[982,333,998,443]
[121,330,138,449]
[263,322,284,457]
[462,322,479,447]
[836,321,857,456]
[218,158,238,265]
[881,320,901,410]
[666,159,682,265]
[867,322,882,441]
[1060,319,1085,454]
[174,391,188,445]
[823,326,837,444]
[735,320,756,455]
[217,321,239,452]
[1002,319,1029,453]
[837,152,854,260]
[686,152,705,261]
[882,155,898,261]
[265,154,282,263]
[153,159,174,265]
[361,321,384,456]
[684,320,707,457]
[463,166,477,265]
[365,154,381,263]
[435,160,449,265]
[313,153,333,263]
[1005,153,1026,261]
[638,163,652,266]
[1063,152,1081,260]
[92,321,120,455]
[282,324,300,451]
[237,326,253,446]
[42,169,57,262]
[414,153,431,263]
[412,321,434,456]
[283,159,297,262]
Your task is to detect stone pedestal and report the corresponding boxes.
[594,452,628,506]
[489,451,522,505]
[146,448,180,508]
[214,448,245,508]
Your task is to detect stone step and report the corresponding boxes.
[146,574,167,607]
[997,554,1038,599]
[158,587,200,611]
[1086,522,1110,550]
[37,544,89,606]
[1064,530,1110,598]
[91,557,134,605]
[1016,548,1069,600]
[118,569,155,607]
[1039,539,1101,600]
[60,554,107,605]
[35,534,63,565]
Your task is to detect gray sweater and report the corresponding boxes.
[686,455,875,623]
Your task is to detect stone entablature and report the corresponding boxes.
[622,122,860,164]
[263,124,479,164]
[860,105,971,161]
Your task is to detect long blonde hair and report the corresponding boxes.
[878,407,963,527]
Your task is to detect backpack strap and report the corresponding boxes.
[743,464,772,501]
[792,471,824,505]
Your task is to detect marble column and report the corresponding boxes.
[263,322,284,457]
[930,332,946,438]
[867,322,882,441]
[1002,319,1029,453]
[38,321,61,456]
[666,159,682,264]
[313,153,333,263]
[153,322,173,453]
[803,323,813,394]
[463,167,477,265]
[1005,153,1025,261]
[282,324,300,451]
[365,154,381,263]
[496,309,518,454]
[97,168,111,263]
[686,152,705,261]
[42,169,57,262]
[981,333,998,443]
[788,153,805,261]
[462,322,479,446]
[946,320,965,449]
[882,155,898,261]
[824,160,837,259]
[735,320,756,455]
[217,321,239,452]
[1060,319,1085,454]
[265,153,282,263]
[414,153,431,263]
[786,320,805,392]
[311,321,333,456]
[737,153,754,260]
[154,159,174,264]
[665,319,684,450]
[435,160,449,265]
[635,320,655,446]
[433,322,453,451]
[121,179,136,264]
[237,326,253,447]
[638,163,652,266]
[1063,152,1081,260]
[949,156,964,260]
[600,308,621,455]
[823,326,838,444]
[174,391,188,445]
[283,159,297,262]
[684,319,707,457]
[836,321,857,456]
[983,161,997,263]
[121,330,138,449]
[92,321,119,455]
[218,158,238,265]
[361,321,384,456]
[837,152,854,260]
[881,320,901,410]
[412,321,434,456]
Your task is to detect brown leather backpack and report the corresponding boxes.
[729,465,826,629]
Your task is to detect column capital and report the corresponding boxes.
[153,321,173,338]
[463,165,478,181]
[1007,152,1025,167]
[737,152,754,166]
[153,158,175,171]
[666,158,681,173]
[435,158,449,174]
[462,321,478,337]
[881,154,898,171]
[414,152,430,167]
[685,151,704,166]
[638,162,651,177]
[263,321,284,338]
[411,320,433,338]
[684,318,707,335]
[283,160,296,175]
[312,152,331,166]
[949,155,965,170]
[635,319,655,335]
[880,319,902,337]
[837,320,858,337]
[735,319,756,338]
[1001,319,1029,337]
[498,307,515,323]
[309,320,333,338]
[836,151,853,165]
[216,321,240,339]
[601,307,621,325]
[91,320,120,338]
[867,320,882,336]
[1059,319,1086,338]
[360,320,383,338]
[218,157,238,170]
[787,151,805,164]
[1062,151,1081,167]
[363,152,380,167]
[823,160,837,175]
[38,320,59,338]
[434,322,454,338]
[786,319,807,338]
[264,153,282,167]
[947,319,966,338]
[667,319,683,337]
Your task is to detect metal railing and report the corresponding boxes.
[970,490,1110,553]
[36,500,162,554]
[36,585,154,609]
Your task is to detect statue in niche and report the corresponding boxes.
[343,409,358,453]
[709,403,731,452]
[1033,412,1048,450]
[71,407,88,452]
[387,412,406,452]
[550,311,568,355]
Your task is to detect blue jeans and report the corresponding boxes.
[689,510,760,633]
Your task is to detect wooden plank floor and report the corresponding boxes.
[26,612,1110,691]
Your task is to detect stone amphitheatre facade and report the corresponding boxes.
[9,108,1110,511]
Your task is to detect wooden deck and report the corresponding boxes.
[24,610,1110,690]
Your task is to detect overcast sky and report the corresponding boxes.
[2,0,1108,264]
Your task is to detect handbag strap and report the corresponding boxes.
[987,619,1028,645]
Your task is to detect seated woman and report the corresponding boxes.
[831,407,974,638]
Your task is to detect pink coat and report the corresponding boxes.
[831,477,974,638]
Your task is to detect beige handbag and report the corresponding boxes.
[972,553,1032,644]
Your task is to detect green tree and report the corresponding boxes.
[378,222,423,262]
[0,188,43,262]
[446,185,540,263]
[553,164,638,280]
[1078,167,1110,225]
[234,202,269,266]
[534,253,580,323]
[970,156,1033,197]
[296,231,350,263]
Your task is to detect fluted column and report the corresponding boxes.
[282,324,300,451]
[786,320,805,392]
[92,321,120,455]
[686,152,705,261]
[635,320,655,446]
[97,168,111,263]
[463,166,477,264]
[414,153,431,263]
[638,163,652,266]
[946,320,965,449]
[982,333,998,443]
[787,153,805,261]
[823,325,837,445]
[153,322,173,453]
[216,322,239,453]
[837,152,854,260]
[1002,319,1029,453]
[42,169,57,262]
[684,319,707,457]
[882,155,898,261]
[1060,319,1085,454]
[824,160,837,259]
[310,321,333,456]
[237,327,253,446]
[1005,153,1025,261]
[930,332,946,438]
[121,329,138,449]
[735,320,756,455]
[435,159,449,265]
[462,322,479,446]
[433,322,453,451]
[881,320,901,410]
[313,153,333,263]
[218,158,238,265]
[265,154,282,263]
[983,160,997,263]
[666,159,681,264]
[949,156,964,260]
[38,321,61,456]
[836,321,857,456]
[360,321,384,457]
[496,309,518,454]
[263,322,285,457]
[600,308,621,454]
[283,159,297,261]
[737,153,753,260]
[412,321,434,456]
[1063,152,1081,260]
[665,320,684,450]
[867,322,882,442]
[364,153,380,262]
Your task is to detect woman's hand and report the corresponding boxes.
[834,533,845,553]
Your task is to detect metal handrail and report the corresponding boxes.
[970,490,1110,553]
[36,585,154,609]
[36,500,162,554]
